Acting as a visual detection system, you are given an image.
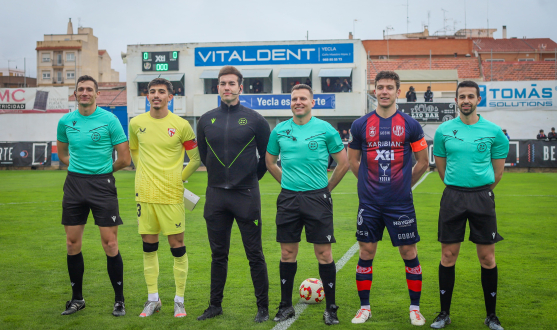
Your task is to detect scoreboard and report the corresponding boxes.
[142,51,179,72]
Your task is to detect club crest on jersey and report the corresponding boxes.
[369,126,376,137]
[393,125,404,137]
[168,128,176,137]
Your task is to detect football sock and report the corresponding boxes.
[356,258,373,307]
[404,256,422,309]
[319,261,336,309]
[143,242,159,297]
[106,251,124,302]
[171,246,188,299]
[279,261,297,306]
[439,263,455,314]
[481,266,498,316]
[67,252,84,301]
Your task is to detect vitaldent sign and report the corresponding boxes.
[195,43,354,66]
[478,81,557,111]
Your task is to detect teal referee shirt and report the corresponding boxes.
[433,115,509,188]
[267,117,344,192]
[57,107,127,175]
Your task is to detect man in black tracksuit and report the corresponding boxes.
[196,66,271,323]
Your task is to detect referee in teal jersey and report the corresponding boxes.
[430,81,509,330]
[266,84,349,325]
[56,75,130,316]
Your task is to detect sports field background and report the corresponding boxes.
[0,170,556,329]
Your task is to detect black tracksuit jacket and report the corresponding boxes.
[197,102,270,189]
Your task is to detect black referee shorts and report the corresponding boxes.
[438,185,503,244]
[276,187,335,244]
[62,171,123,227]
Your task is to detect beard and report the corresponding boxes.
[151,99,164,110]
[458,103,476,116]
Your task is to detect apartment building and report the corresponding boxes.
[35,19,119,88]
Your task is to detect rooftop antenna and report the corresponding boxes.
[405,0,409,34]
[486,0,489,37]
[464,0,467,38]
[427,11,431,31]
[386,26,394,59]
[441,8,449,35]
[453,20,460,34]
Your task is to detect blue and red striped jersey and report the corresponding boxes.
[349,110,427,205]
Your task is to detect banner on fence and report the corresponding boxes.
[0,87,69,114]
[0,142,52,166]
[423,139,557,168]
[396,102,457,123]
[478,81,557,111]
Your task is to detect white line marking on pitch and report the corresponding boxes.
[272,172,431,330]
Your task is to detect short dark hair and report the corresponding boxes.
[291,83,313,97]
[218,66,243,85]
[540,129,544,132]
[375,71,400,90]
[76,75,98,92]
[456,80,480,97]
[148,78,174,95]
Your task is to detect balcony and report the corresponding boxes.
[52,61,64,68]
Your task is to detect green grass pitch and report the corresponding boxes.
[0,170,556,329]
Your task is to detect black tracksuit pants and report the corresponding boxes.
[204,186,269,308]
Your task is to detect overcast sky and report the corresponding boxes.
[2,0,555,80]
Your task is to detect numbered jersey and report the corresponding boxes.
[349,110,427,205]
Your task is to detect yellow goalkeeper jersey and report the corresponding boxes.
[129,112,197,204]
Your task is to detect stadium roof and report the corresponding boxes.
[367,58,481,80]
[482,61,557,81]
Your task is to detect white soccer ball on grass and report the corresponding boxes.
[299,278,325,304]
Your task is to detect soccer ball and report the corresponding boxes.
[299,278,325,304]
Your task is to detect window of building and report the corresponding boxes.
[242,69,272,94]
[56,54,63,65]
[66,53,75,62]
[137,82,149,96]
[158,73,185,96]
[57,71,63,82]
[204,79,219,94]
[66,71,75,79]
[485,59,504,62]
[518,58,534,62]
[134,74,185,96]
[278,69,312,93]
[42,53,50,62]
[42,71,51,80]
[318,68,353,93]
[199,70,220,94]
[134,74,160,96]
[545,58,556,61]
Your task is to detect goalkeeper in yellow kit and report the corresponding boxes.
[129,78,201,318]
